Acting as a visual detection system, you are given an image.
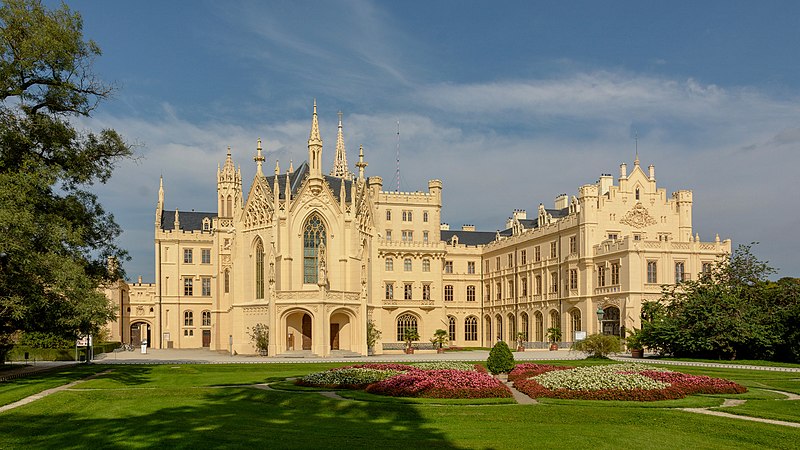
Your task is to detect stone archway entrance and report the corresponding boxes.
[286,311,312,351]
[601,306,621,336]
[329,311,353,352]
[130,322,151,347]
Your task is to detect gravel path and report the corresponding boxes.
[0,369,110,414]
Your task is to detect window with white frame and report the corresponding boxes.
[569,269,578,290]
[444,285,453,301]
[184,310,193,326]
[465,316,478,341]
[404,283,413,300]
[521,277,527,296]
[404,258,412,271]
[597,265,606,287]
[496,282,501,300]
[422,283,431,301]
[396,314,417,341]
[550,241,557,258]
[448,316,456,341]
[201,248,211,264]
[385,257,393,271]
[201,277,211,296]
[535,246,541,262]
[184,277,193,296]
[467,261,475,274]
[422,258,430,272]
[611,262,620,285]
[385,230,392,241]
[466,285,476,301]
[569,236,577,254]
[423,231,428,242]
[423,211,428,222]
[386,210,391,221]
[402,230,413,241]
[550,272,558,293]
[202,310,211,326]
[184,248,193,264]
[444,261,453,273]
[521,250,527,265]
[675,262,685,283]
[647,261,658,283]
[385,283,394,300]
[402,210,412,222]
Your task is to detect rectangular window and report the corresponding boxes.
[495,257,500,270]
[521,277,528,296]
[184,277,193,296]
[444,261,453,274]
[611,262,620,285]
[467,285,476,302]
[423,211,428,222]
[422,259,430,272]
[608,233,618,241]
[484,260,489,273]
[520,250,527,265]
[184,311,193,326]
[402,230,413,242]
[551,272,558,293]
[224,270,230,293]
[386,210,391,221]
[647,261,658,283]
[535,246,541,262]
[535,275,542,295]
[423,284,431,301]
[508,280,514,298]
[467,261,475,274]
[423,231,429,243]
[702,262,712,275]
[550,242,557,258]
[202,311,211,326]
[201,249,211,264]
[385,257,393,271]
[496,282,501,300]
[201,277,211,296]
[507,254,513,267]
[444,285,453,301]
[569,236,577,254]
[404,283,412,300]
[675,262,685,284]
[569,269,578,290]
[404,258,412,272]
[183,248,193,264]
[385,230,392,241]
[402,210,412,222]
[385,283,394,300]
[597,265,606,287]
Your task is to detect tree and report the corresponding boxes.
[0,0,131,362]
[640,244,795,361]
[430,329,448,349]
[366,320,381,353]
[571,333,622,359]
[247,323,269,355]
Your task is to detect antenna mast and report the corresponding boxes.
[395,120,400,192]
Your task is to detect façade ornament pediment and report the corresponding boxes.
[620,202,657,229]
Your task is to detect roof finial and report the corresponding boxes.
[254,138,265,175]
[356,144,368,180]
[274,159,280,175]
[330,110,352,179]
[634,131,640,166]
[289,159,294,173]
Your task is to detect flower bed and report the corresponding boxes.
[365,369,512,399]
[297,363,509,399]
[512,363,747,401]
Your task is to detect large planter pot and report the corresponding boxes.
[437,348,445,354]
[549,343,558,351]
[630,349,644,358]
[258,349,268,356]
[405,347,415,354]
[516,346,525,352]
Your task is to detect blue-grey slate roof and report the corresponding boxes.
[440,230,497,246]
[160,210,216,231]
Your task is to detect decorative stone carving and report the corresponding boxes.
[620,202,657,229]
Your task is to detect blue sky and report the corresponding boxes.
[62,1,800,279]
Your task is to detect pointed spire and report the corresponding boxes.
[634,131,640,166]
[289,159,294,173]
[173,209,180,231]
[308,99,323,178]
[356,144,368,180]
[285,169,291,202]
[158,176,164,208]
[274,159,280,175]
[254,138,265,176]
[330,110,352,179]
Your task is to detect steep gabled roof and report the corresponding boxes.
[160,210,216,231]
[262,161,353,203]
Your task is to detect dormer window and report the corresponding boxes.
[202,217,211,231]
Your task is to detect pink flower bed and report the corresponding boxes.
[365,369,512,399]
[508,364,571,382]
[636,370,747,396]
[333,363,416,372]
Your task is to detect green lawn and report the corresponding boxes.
[0,361,798,449]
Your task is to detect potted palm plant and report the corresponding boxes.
[515,332,526,352]
[403,327,420,354]
[546,327,562,351]
[626,327,645,358]
[431,329,448,353]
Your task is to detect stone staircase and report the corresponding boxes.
[275,350,320,358]
[330,350,361,358]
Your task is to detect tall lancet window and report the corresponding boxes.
[303,214,326,284]
[255,239,265,299]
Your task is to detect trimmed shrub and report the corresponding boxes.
[486,341,515,374]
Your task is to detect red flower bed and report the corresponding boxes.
[508,363,571,382]
[513,378,690,401]
[365,369,513,399]
[637,370,747,395]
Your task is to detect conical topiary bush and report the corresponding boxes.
[487,341,515,374]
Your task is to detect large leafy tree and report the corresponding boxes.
[640,244,800,362]
[0,0,131,360]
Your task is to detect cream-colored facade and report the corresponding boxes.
[105,103,730,356]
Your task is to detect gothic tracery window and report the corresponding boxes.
[255,239,264,299]
[303,214,326,284]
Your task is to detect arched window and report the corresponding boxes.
[448,316,456,341]
[202,310,211,326]
[602,306,621,336]
[484,316,492,342]
[184,310,193,326]
[534,311,544,341]
[255,240,264,299]
[495,315,503,342]
[521,312,529,341]
[570,308,582,338]
[465,316,478,341]
[226,195,233,216]
[303,214,326,284]
[396,313,418,341]
[507,313,516,342]
[549,310,560,330]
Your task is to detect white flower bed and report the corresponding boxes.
[299,368,401,386]
[409,362,477,371]
[532,363,670,391]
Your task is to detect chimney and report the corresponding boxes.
[599,174,613,195]
[440,223,450,231]
[554,194,568,210]
[461,224,475,232]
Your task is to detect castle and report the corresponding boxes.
[103,102,731,356]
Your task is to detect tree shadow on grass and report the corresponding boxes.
[0,385,459,449]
